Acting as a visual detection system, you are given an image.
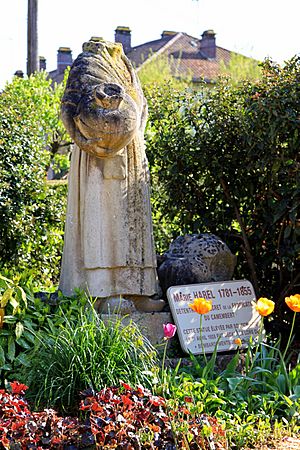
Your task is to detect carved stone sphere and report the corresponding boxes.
[157,233,237,295]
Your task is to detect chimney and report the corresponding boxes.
[90,36,103,42]
[39,56,46,71]
[200,30,216,59]
[161,30,177,38]
[57,47,72,74]
[14,70,24,78]
[114,26,131,53]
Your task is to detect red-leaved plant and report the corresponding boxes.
[0,381,93,449]
[0,381,226,449]
[80,381,226,449]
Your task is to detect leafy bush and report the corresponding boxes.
[0,274,95,385]
[0,72,68,284]
[3,181,67,285]
[0,273,49,383]
[145,57,300,320]
[26,181,67,284]
[18,299,158,412]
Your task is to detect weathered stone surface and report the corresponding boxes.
[100,311,174,346]
[95,295,165,314]
[59,38,163,311]
[61,40,142,159]
[157,233,236,294]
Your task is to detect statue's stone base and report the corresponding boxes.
[95,296,166,314]
[99,311,174,346]
[95,297,137,314]
[99,310,245,369]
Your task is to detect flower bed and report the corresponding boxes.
[0,381,227,449]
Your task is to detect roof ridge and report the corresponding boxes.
[136,32,184,72]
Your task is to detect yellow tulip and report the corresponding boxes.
[283,294,300,361]
[234,338,242,346]
[285,294,300,313]
[255,297,275,317]
[189,297,212,315]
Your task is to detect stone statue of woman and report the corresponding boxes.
[59,38,164,312]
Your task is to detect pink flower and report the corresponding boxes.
[163,323,177,339]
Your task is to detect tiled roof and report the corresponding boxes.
[48,69,65,84]
[130,32,237,82]
[172,46,232,82]
[127,34,176,68]
[47,30,250,85]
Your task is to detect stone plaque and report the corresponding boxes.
[167,280,260,354]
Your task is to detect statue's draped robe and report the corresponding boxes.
[59,43,157,297]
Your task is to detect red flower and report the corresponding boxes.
[80,402,92,411]
[136,409,151,422]
[10,381,28,395]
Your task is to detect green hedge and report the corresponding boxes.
[145,57,300,320]
[0,72,67,285]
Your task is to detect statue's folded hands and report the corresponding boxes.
[72,82,139,157]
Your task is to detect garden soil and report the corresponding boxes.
[249,436,300,449]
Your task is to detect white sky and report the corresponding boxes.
[1,0,299,88]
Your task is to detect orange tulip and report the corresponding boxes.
[234,338,242,346]
[282,294,300,361]
[0,308,4,329]
[255,297,275,317]
[189,297,212,315]
[285,294,300,313]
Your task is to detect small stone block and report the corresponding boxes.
[99,311,174,346]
